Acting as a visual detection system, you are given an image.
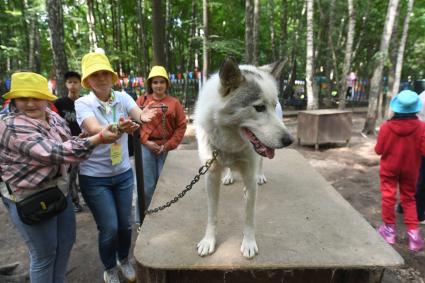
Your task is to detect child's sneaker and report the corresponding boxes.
[377,224,396,244]
[406,229,424,252]
[103,267,120,283]
[118,258,136,282]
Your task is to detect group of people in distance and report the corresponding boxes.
[0,50,186,283]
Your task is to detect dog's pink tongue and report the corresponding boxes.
[265,148,275,159]
[243,128,275,159]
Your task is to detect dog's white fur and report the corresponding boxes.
[194,58,293,258]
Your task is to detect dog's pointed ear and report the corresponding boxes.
[259,57,288,80]
[219,57,243,97]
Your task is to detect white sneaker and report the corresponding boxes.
[103,267,120,283]
[118,258,136,282]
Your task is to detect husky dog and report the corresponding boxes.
[194,58,294,258]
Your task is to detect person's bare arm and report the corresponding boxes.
[87,124,122,145]
[80,116,106,136]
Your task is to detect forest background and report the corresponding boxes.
[0,0,425,133]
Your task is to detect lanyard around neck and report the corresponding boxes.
[97,92,117,124]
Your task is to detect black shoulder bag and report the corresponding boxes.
[5,183,67,225]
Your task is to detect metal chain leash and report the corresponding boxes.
[144,150,219,215]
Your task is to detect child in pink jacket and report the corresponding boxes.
[375,90,425,252]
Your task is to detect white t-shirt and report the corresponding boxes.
[75,90,138,177]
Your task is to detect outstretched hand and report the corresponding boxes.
[117,117,139,134]
[98,124,122,144]
[140,102,158,123]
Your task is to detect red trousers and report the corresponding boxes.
[380,173,418,229]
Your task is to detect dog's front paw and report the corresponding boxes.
[222,169,234,185]
[240,237,258,259]
[197,236,216,256]
[257,174,267,185]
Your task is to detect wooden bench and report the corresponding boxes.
[134,150,403,283]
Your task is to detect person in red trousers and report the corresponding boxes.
[375,90,425,252]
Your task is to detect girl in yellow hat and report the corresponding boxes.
[75,52,157,283]
[135,66,187,214]
[0,72,121,283]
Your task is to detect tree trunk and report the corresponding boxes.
[136,0,149,76]
[151,0,166,66]
[109,0,120,72]
[282,3,303,103]
[46,0,68,97]
[183,0,197,108]
[252,0,260,65]
[305,0,318,110]
[384,8,400,120]
[363,0,399,134]
[267,0,276,61]
[86,0,98,50]
[28,11,41,72]
[117,0,123,75]
[279,0,288,59]
[202,0,208,80]
[33,15,41,72]
[323,0,335,101]
[245,0,253,64]
[21,0,30,69]
[165,0,171,70]
[389,0,414,102]
[351,0,370,64]
[338,0,356,109]
[95,0,108,49]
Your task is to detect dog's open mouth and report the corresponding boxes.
[242,128,275,159]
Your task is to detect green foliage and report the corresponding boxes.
[0,0,424,85]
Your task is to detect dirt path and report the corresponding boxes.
[1,113,425,282]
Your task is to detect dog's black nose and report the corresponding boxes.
[281,135,294,147]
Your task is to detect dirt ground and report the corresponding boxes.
[1,113,425,282]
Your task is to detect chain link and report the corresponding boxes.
[144,150,219,215]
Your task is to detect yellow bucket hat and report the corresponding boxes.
[3,72,57,101]
[81,52,118,89]
[147,66,170,86]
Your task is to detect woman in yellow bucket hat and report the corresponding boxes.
[0,72,122,283]
[75,51,157,283]
[135,66,187,216]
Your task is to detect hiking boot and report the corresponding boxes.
[118,258,136,282]
[103,267,120,283]
[377,224,396,244]
[407,229,424,252]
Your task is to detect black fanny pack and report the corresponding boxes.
[6,184,67,225]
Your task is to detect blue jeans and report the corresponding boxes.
[142,145,168,207]
[2,194,75,283]
[79,169,134,270]
[135,145,167,223]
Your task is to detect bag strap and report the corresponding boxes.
[137,93,148,109]
[5,181,13,196]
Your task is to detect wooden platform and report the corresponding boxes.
[134,149,403,283]
[297,109,352,150]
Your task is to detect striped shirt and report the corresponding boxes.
[0,109,95,199]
